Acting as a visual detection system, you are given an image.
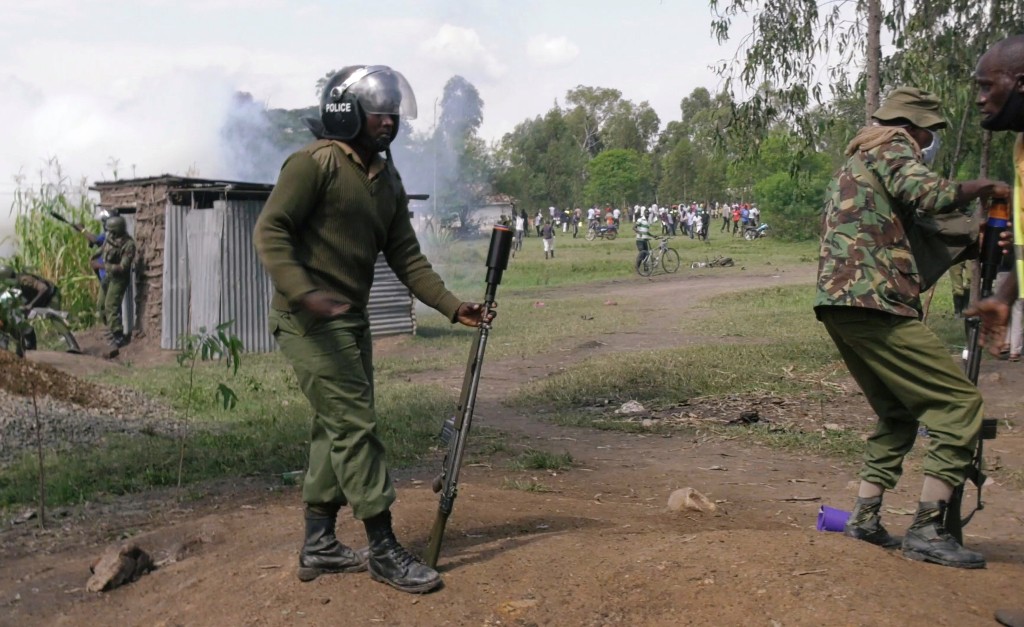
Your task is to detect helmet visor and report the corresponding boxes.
[348,66,417,120]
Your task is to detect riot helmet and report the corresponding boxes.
[305,65,417,144]
[0,265,13,281]
[105,216,127,236]
[97,208,113,222]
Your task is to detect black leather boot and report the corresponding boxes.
[364,510,442,593]
[298,504,368,582]
[843,496,900,548]
[902,501,985,569]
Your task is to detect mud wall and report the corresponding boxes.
[96,184,169,348]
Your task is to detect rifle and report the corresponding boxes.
[423,224,513,569]
[948,197,1007,544]
[47,210,79,230]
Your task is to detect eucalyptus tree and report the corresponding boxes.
[583,149,653,209]
[655,87,734,204]
[493,107,587,213]
[709,0,900,152]
[433,75,492,228]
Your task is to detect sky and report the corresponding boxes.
[0,0,748,250]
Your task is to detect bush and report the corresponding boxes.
[2,160,101,327]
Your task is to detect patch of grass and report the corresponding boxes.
[0,356,456,507]
[501,477,556,493]
[515,340,836,409]
[731,423,865,460]
[464,428,517,464]
[1002,468,1024,490]
[510,449,573,471]
[547,411,680,434]
[430,233,816,295]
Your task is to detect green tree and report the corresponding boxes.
[750,131,833,241]
[433,76,492,231]
[584,149,652,208]
[494,107,588,212]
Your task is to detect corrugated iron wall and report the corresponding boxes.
[220,200,275,352]
[161,199,415,351]
[368,256,417,336]
[161,205,190,350]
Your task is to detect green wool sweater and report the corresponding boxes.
[254,139,462,320]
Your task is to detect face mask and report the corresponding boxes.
[920,129,941,165]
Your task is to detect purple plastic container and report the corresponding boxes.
[816,505,850,532]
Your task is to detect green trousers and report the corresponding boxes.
[818,306,982,488]
[101,275,128,335]
[948,262,970,298]
[270,309,395,520]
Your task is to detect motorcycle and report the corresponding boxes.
[743,223,770,240]
[585,223,619,241]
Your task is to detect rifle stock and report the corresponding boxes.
[424,225,513,569]
[947,197,1007,543]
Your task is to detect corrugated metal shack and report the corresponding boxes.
[90,175,416,352]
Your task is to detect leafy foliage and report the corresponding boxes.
[584,149,652,207]
[175,321,244,488]
[3,159,102,328]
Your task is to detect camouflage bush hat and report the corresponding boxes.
[872,86,949,129]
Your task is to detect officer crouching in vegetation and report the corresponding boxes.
[0,265,80,353]
[814,87,1008,569]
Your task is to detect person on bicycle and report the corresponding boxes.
[633,215,652,270]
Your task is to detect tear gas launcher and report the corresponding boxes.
[423,224,513,568]
[949,196,1006,543]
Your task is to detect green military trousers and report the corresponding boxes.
[102,275,128,335]
[818,306,982,489]
[270,309,395,520]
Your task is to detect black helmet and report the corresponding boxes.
[105,216,127,236]
[304,65,417,144]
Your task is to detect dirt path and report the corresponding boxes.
[3,264,1024,626]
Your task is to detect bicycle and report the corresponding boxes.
[636,237,680,277]
[690,255,735,269]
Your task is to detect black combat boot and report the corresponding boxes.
[843,496,900,548]
[364,510,442,593]
[298,504,368,582]
[953,294,965,317]
[902,501,986,569]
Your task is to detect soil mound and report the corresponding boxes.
[0,350,106,409]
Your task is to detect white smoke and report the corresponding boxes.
[0,68,292,256]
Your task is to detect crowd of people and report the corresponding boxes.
[504,201,762,242]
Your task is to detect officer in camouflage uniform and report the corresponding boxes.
[254,65,492,594]
[815,87,1008,568]
[100,215,135,347]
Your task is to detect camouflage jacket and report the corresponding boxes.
[814,132,960,318]
[101,233,136,278]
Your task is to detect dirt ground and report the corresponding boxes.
[2,264,1023,626]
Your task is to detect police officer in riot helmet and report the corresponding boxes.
[303,65,417,159]
[256,65,492,594]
